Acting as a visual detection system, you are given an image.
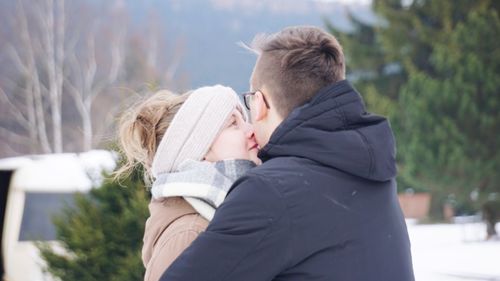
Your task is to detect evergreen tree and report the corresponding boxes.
[38,169,150,281]
[326,12,403,118]
[328,0,500,234]
[400,4,500,235]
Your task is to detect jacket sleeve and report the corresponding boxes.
[144,214,208,281]
[159,175,291,281]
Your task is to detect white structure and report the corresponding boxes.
[0,150,116,281]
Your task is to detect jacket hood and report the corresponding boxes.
[258,80,397,182]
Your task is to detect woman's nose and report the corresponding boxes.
[243,122,255,139]
[246,130,256,142]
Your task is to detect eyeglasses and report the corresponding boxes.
[242,90,270,110]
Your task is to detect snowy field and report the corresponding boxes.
[408,220,500,281]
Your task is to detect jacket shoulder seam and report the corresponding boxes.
[354,129,374,178]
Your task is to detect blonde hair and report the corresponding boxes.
[114,90,190,181]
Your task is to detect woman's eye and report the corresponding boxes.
[226,118,237,128]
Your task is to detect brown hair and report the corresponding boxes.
[250,26,345,117]
[114,90,190,181]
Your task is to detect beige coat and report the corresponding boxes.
[142,197,209,281]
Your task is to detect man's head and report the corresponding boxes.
[246,26,346,147]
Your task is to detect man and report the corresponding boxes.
[160,26,414,281]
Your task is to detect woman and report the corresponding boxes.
[116,85,260,281]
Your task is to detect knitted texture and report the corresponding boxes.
[151,85,247,177]
[151,159,256,221]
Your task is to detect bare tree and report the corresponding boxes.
[2,0,52,153]
[0,0,67,154]
[65,13,126,151]
[0,0,184,157]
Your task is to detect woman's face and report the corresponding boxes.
[205,109,261,165]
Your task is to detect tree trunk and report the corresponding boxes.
[482,201,499,239]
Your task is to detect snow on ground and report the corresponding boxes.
[408,220,500,281]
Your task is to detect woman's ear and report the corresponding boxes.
[253,91,268,122]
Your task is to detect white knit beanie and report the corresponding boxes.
[151,85,247,177]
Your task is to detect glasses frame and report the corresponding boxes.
[242,90,270,110]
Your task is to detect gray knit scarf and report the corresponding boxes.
[151,159,256,221]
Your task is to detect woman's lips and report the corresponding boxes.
[249,144,259,151]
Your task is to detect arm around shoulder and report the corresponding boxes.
[160,175,291,281]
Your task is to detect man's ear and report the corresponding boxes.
[253,91,268,122]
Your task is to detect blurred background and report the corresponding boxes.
[0,0,498,280]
